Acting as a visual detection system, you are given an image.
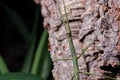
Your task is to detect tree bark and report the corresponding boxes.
[36,0,120,80]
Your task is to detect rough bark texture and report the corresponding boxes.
[36,0,120,80]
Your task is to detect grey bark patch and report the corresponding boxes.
[40,0,120,79]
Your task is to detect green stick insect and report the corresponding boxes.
[56,0,117,80]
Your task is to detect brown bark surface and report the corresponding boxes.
[37,0,120,80]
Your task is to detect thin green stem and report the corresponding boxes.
[56,0,79,79]
[0,54,9,73]
[21,35,37,72]
[31,30,48,74]
[21,5,40,73]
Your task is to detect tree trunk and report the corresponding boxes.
[37,0,120,80]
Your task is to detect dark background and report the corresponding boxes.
[0,0,44,72]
